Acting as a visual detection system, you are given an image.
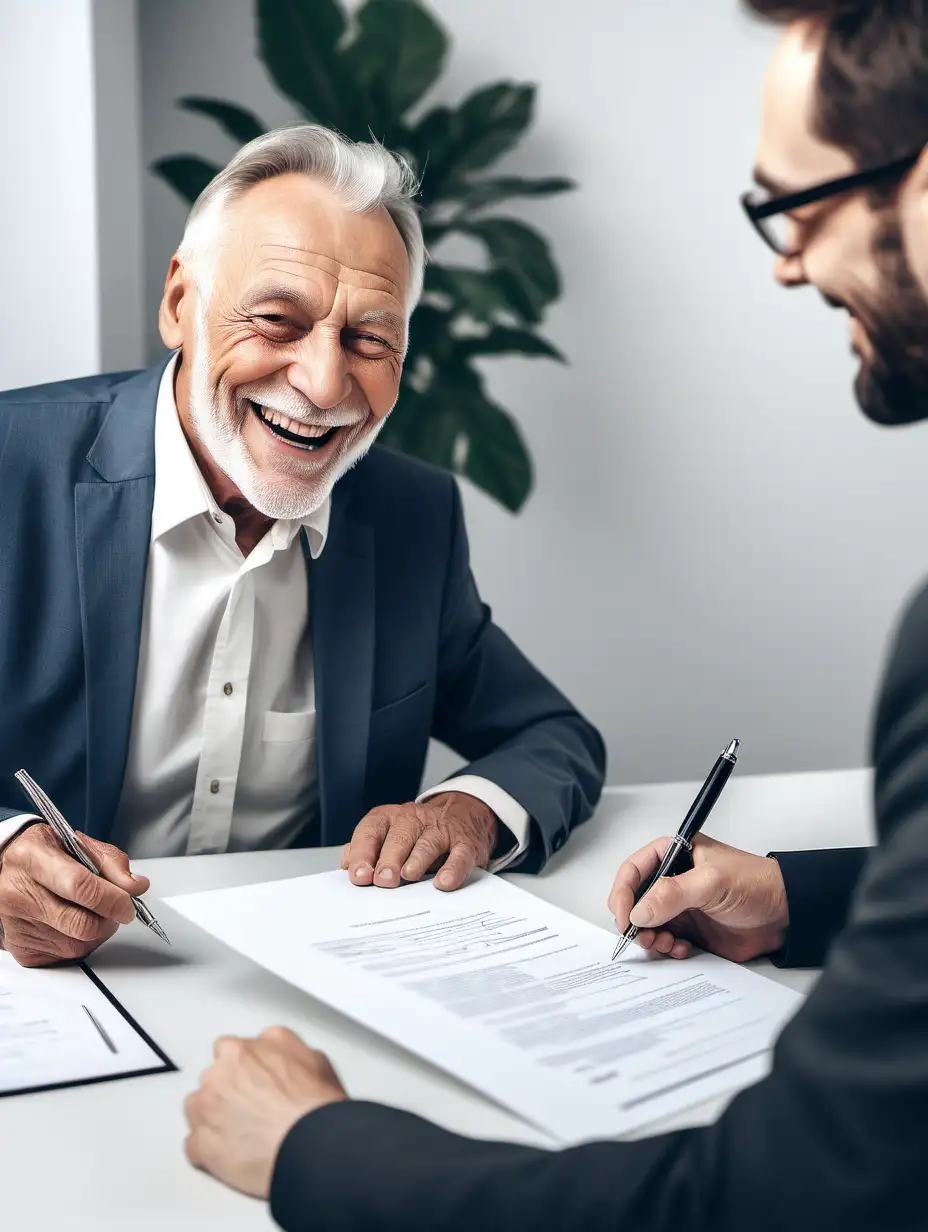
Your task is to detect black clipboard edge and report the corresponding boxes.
[0,961,177,1100]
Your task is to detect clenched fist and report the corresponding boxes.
[185,1027,348,1199]
[0,823,148,967]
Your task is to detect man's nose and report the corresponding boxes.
[773,252,808,288]
[287,337,351,409]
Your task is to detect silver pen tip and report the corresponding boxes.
[611,936,630,962]
[151,922,172,946]
[724,738,741,760]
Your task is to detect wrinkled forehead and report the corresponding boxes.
[755,20,854,190]
[212,174,410,314]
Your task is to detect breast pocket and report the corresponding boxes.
[263,710,317,744]
[258,709,318,825]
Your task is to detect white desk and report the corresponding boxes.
[2,769,874,1232]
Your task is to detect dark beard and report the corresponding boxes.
[853,213,928,426]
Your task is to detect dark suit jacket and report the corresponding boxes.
[0,362,605,866]
[269,581,928,1231]
[770,846,868,968]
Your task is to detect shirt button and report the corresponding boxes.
[210,780,220,794]
[223,682,233,696]
[213,513,223,524]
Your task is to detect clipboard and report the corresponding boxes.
[0,953,176,1099]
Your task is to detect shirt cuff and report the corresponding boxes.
[417,775,531,873]
[0,814,41,858]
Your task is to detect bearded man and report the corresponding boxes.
[183,6,928,1231]
[0,126,604,968]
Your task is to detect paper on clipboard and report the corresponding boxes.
[0,951,174,1097]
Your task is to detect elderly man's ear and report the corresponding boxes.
[159,256,191,351]
[900,146,928,301]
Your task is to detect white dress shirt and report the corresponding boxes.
[0,357,530,867]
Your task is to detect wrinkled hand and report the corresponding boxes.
[0,823,149,967]
[343,792,499,891]
[184,1027,348,1200]
[607,834,789,963]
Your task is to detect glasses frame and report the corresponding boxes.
[740,151,923,256]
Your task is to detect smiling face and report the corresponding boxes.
[159,173,410,519]
[755,21,928,424]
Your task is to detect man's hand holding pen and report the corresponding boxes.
[608,834,790,964]
[0,823,148,967]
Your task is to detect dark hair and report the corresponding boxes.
[743,1,928,168]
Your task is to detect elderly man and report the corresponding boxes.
[184,4,928,1230]
[0,126,604,968]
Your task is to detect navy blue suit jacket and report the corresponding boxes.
[0,362,605,865]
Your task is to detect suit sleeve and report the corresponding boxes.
[430,480,606,872]
[269,806,928,1232]
[268,585,928,1232]
[767,847,870,967]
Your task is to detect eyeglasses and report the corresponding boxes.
[740,151,922,256]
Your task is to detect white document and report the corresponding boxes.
[0,952,171,1096]
[166,871,801,1143]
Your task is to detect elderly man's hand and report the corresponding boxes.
[184,1027,348,1200]
[0,823,147,967]
[343,792,499,891]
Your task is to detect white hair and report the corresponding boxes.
[177,124,425,313]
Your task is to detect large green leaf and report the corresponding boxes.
[448,83,535,176]
[404,303,457,371]
[446,175,574,212]
[178,97,267,145]
[408,83,536,204]
[341,0,448,129]
[386,390,463,469]
[424,264,539,325]
[455,326,565,363]
[405,105,459,206]
[455,377,533,512]
[256,0,356,133]
[388,361,532,511]
[421,221,452,247]
[151,155,223,204]
[459,217,561,315]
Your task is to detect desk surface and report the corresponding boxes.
[2,768,874,1232]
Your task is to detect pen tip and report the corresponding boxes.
[724,738,741,760]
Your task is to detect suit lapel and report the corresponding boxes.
[75,363,163,840]
[308,483,375,845]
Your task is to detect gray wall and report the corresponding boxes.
[93,0,145,373]
[1,0,101,386]
[139,0,928,786]
[0,0,144,389]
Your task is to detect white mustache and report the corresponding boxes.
[237,381,368,429]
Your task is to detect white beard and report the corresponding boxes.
[186,303,388,520]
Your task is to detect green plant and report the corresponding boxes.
[152,0,574,511]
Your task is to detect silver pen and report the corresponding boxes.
[14,769,171,946]
[612,739,740,962]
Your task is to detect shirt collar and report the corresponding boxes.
[151,353,330,559]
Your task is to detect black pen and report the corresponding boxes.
[611,739,740,961]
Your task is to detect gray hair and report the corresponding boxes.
[177,124,425,314]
